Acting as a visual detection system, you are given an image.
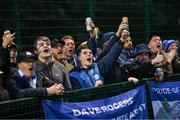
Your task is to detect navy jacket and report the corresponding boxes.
[6,70,54,99]
[118,49,134,65]
[95,35,128,84]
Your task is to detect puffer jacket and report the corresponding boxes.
[70,35,124,89]
[70,63,103,89]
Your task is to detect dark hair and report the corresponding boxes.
[76,45,90,57]
[8,43,18,50]
[147,32,161,44]
[51,38,65,48]
[33,36,51,54]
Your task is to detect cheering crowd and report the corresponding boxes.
[0,17,180,101]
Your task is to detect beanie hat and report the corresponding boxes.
[163,39,176,52]
[134,43,150,56]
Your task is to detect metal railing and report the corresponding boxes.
[0,73,180,119]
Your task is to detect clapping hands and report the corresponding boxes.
[47,83,65,96]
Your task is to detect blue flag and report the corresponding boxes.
[148,81,180,119]
[42,85,148,119]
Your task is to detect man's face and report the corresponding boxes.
[136,52,150,63]
[63,39,75,59]
[9,48,17,63]
[148,36,162,53]
[52,43,63,60]
[18,59,36,78]
[78,48,93,68]
[36,40,52,59]
[123,36,132,50]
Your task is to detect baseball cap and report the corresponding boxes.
[17,51,36,63]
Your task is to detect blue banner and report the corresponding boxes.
[148,81,180,119]
[42,85,148,119]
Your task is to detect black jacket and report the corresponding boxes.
[6,70,54,99]
[123,60,156,79]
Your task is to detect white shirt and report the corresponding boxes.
[18,70,37,89]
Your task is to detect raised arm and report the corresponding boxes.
[97,23,128,75]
